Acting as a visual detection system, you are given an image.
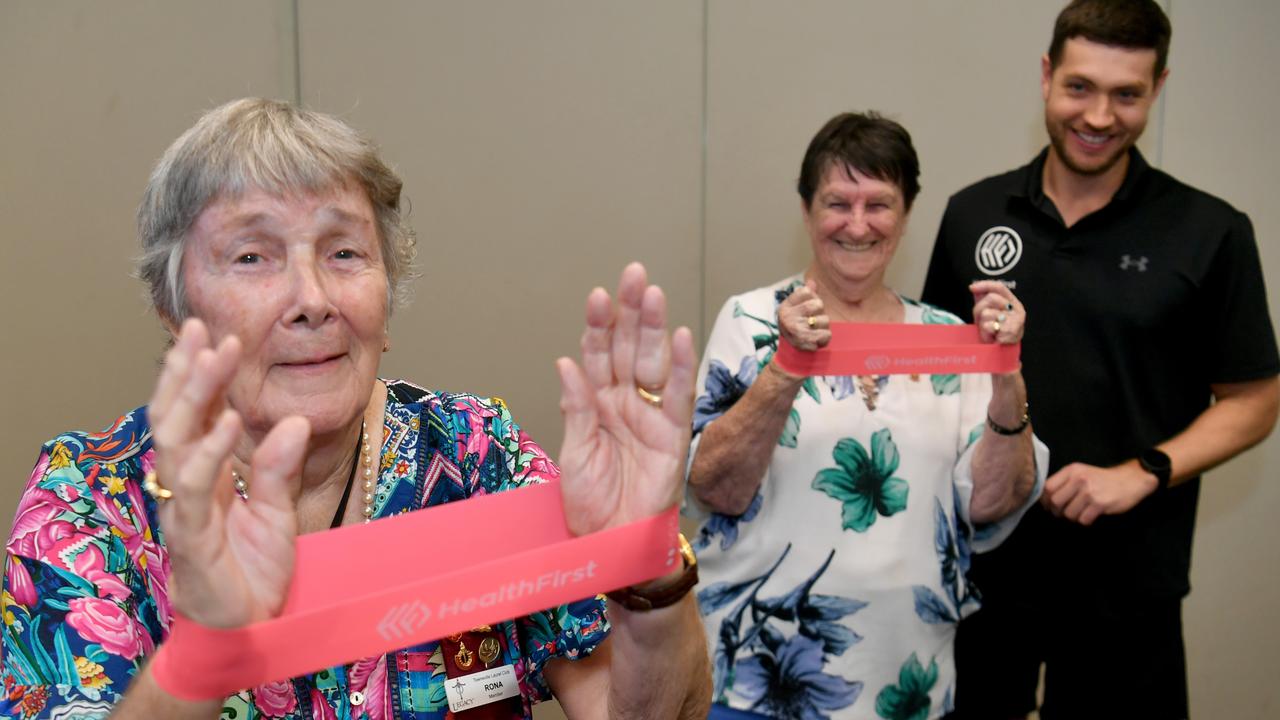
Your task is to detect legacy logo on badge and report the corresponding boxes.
[975,226,1023,276]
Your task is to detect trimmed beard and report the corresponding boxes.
[1046,122,1132,177]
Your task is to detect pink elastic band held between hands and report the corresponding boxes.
[149,482,680,700]
[774,322,1020,377]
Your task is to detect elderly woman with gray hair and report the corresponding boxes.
[1,98,710,719]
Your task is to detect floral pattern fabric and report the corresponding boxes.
[1,379,608,720]
[686,277,1046,720]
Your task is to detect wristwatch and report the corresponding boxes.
[607,533,698,611]
[1138,447,1172,491]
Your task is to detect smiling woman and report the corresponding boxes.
[685,112,1048,720]
[1,98,710,720]
[802,165,907,307]
[180,187,390,437]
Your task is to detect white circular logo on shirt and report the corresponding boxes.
[974,226,1023,276]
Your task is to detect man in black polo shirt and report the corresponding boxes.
[921,1,1280,718]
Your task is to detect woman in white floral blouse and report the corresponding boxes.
[686,112,1047,720]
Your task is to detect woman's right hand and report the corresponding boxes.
[776,279,832,353]
[146,318,308,629]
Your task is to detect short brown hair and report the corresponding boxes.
[1049,0,1171,80]
[797,112,921,212]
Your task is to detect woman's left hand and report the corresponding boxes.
[970,280,1026,345]
[555,262,697,535]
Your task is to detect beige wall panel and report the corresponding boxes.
[0,1,296,533]
[1161,2,1280,717]
[702,0,1161,328]
[298,1,704,459]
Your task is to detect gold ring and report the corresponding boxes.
[807,316,817,329]
[635,385,664,408]
[991,320,1002,334]
[143,470,173,502]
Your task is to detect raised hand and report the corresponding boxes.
[970,280,1025,345]
[555,263,697,536]
[777,279,831,352]
[146,318,308,628]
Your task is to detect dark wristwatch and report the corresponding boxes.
[1138,447,1172,491]
[607,533,698,611]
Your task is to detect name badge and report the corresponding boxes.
[444,664,520,712]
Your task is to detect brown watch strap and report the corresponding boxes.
[606,533,699,612]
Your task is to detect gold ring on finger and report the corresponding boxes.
[807,316,817,329]
[635,385,664,408]
[991,320,1001,333]
[143,470,173,502]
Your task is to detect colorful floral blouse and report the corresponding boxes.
[686,277,1047,720]
[1,380,609,720]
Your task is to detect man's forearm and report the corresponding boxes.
[1159,376,1279,486]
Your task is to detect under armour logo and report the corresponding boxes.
[1119,254,1149,272]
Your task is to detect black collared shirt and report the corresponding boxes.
[922,148,1279,605]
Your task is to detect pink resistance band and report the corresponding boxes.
[150,482,680,700]
[774,323,1020,377]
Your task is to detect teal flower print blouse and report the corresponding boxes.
[687,277,1047,720]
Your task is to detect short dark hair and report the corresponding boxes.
[1049,0,1171,80]
[797,112,921,212]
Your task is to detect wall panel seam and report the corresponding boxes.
[698,0,709,345]
[291,0,302,105]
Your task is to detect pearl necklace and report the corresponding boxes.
[231,419,377,525]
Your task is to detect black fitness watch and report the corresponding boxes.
[1138,447,1172,491]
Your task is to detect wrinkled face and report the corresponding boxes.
[181,185,388,437]
[1042,38,1166,177]
[803,163,907,291]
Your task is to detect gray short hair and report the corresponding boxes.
[137,98,416,321]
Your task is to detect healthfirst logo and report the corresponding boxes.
[864,354,979,372]
[865,355,891,371]
[975,226,1023,276]
[375,560,600,642]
